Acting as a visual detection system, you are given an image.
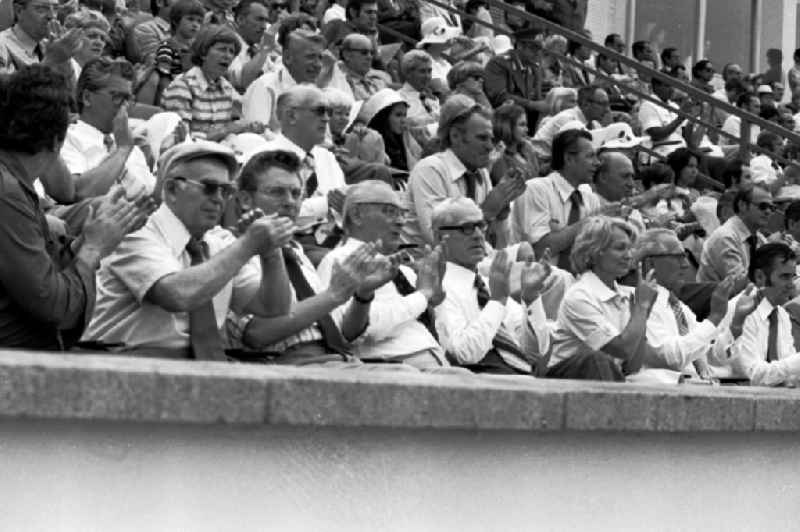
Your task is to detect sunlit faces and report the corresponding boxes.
[564,137,600,184]
[237,2,269,45]
[246,166,304,222]
[166,158,234,236]
[405,60,432,92]
[84,75,132,133]
[436,208,487,269]
[349,202,406,254]
[202,40,237,79]
[16,0,56,41]
[594,226,633,279]
[387,102,408,135]
[450,113,494,170]
[175,14,203,41]
[81,27,108,59]
[757,257,798,306]
[740,187,774,231]
[596,153,634,201]
[284,33,324,83]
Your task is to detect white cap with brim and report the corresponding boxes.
[158,140,239,183]
[358,88,408,126]
[592,122,648,150]
[417,16,461,48]
[343,180,403,219]
[757,84,774,94]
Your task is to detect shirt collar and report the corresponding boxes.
[441,148,468,182]
[187,66,227,92]
[550,171,577,203]
[0,149,36,196]
[580,270,630,303]
[150,203,193,258]
[401,82,419,97]
[12,25,38,52]
[75,119,105,143]
[446,260,479,285]
[273,133,309,159]
[754,296,776,321]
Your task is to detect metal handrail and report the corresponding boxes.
[418,0,800,162]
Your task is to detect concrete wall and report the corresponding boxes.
[4,420,800,532]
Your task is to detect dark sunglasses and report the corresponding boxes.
[752,201,776,212]
[295,104,332,118]
[438,220,487,235]
[173,176,235,199]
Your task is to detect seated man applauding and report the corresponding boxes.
[317,180,452,370]
[83,142,296,359]
[432,198,552,375]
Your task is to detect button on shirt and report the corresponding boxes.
[436,261,551,372]
[728,297,800,386]
[316,237,445,364]
[161,66,238,139]
[261,133,346,220]
[509,171,601,256]
[83,204,262,350]
[60,120,156,197]
[0,25,40,74]
[549,271,634,368]
[407,148,495,245]
[242,65,297,130]
[697,215,766,283]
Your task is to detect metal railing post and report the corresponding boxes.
[750,0,762,72]
[694,0,707,63]
[740,119,751,161]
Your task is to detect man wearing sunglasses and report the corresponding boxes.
[431,198,553,375]
[57,57,155,231]
[698,184,771,284]
[83,141,296,360]
[333,33,387,101]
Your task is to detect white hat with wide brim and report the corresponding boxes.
[357,88,409,126]
[417,17,460,47]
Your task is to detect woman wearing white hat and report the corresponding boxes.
[359,88,422,173]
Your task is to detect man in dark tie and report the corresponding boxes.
[229,149,403,366]
[83,141,297,360]
[229,0,274,91]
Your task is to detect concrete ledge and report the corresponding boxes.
[2,349,800,431]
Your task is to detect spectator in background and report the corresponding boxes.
[0,65,150,350]
[323,0,380,48]
[228,0,273,92]
[130,0,173,64]
[242,23,322,128]
[632,40,656,70]
[135,0,204,106]
[334,33,387,101]
[593,151,646,234]
[59,58,155,231]
[546,216,658,381]
[788,48,800,94]
[536,86,578,131]
[484,28,547,129]
[322,0,346,25]
[698,184,771,283]
[432,197,552,375]
[361,87,422,172]
[162,24,262,140]
[768,200,800,255]
[563,28,593,87]
[397,49,440,139]
[417,17,457,86]
[758,84,777,116]
[541,33,567,92]
[763,48,783,86]
[749,130,784,187]
[490,102,539,185]
[691,59,715,94]
[447,60,491,109]
[83,142,295,359]
[63,9,109,79]
[722,92,761,145]
[639,75,694,158]
[325,86,387,165]
[660,47,682,75]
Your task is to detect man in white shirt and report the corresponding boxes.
[261,84,347,222]
[0,0,78,73]
[228,149,402,366]
[329,33,388,101]
[511,128,608,272]
[407,94,526,246]
[531,85,608,161]
[638,76,695,158]
[61,58,155,203]
[725,243,800,386]
[432,197,552,375]
[242,28,325,129]
[317,180,450,369]
[228,0,273,92]
[397,49,440,139]
[593,151,646,234]
[698,185,771,283]
[721,92,761,146]
[83,141,297,359]
[749,130,783,186]
[631,228,738,384]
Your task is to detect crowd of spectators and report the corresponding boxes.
[4,0,800,388]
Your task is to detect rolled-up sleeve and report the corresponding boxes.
[560,291,621,352]
[106,231,182,303]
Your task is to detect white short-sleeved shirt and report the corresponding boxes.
[509,171,601,252]
[83,204,261,349]
[60,120,156,198]
[261,133,346,220]
[638,98,685,156]
[721,115,760,145]
[241,65,297,129]
[549,270,633,368]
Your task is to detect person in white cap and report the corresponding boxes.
[360,87,422,172]
[758,84,776,112]
[417,16,458,84]
[532,85,610,162]
[317,180,453,369]
[82,141,297,360]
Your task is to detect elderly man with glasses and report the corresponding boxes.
[698,184,772,284]
[82,141,297,360]
[330,32,387,101]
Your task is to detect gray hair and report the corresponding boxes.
[570,215,637,274]
[323,86,355,110]
[64,8,110,33]
[544,87,577,116]
[276,83,326,122]
[400,49,432,80]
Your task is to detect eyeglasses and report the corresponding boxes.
[346,47,374,56]
[438,220,487,235]
[751,201,776,212]
[257,185,303,200]
[173,176,235,199]
[294,105,332,118]
[96,89,132,106]
[360,203,407,220]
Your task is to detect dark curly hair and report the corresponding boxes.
[0,65,71,155]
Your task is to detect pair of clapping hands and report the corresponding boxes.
[486,246,554,306]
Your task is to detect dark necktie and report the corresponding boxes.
[557,189,583,271]
[247,44,258,59]
[746,234,758,281]
[668,291,689,335]
[767,307,779,362]
[420,91,434,114]
[185,238,227,361]
[33,43,43,61]
[462,170,479,200]
[474,274,537,366]
[303,155,318,198]
[392,269,438,340]
[283,247,350,355]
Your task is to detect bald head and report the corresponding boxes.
[595,151,635,201]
